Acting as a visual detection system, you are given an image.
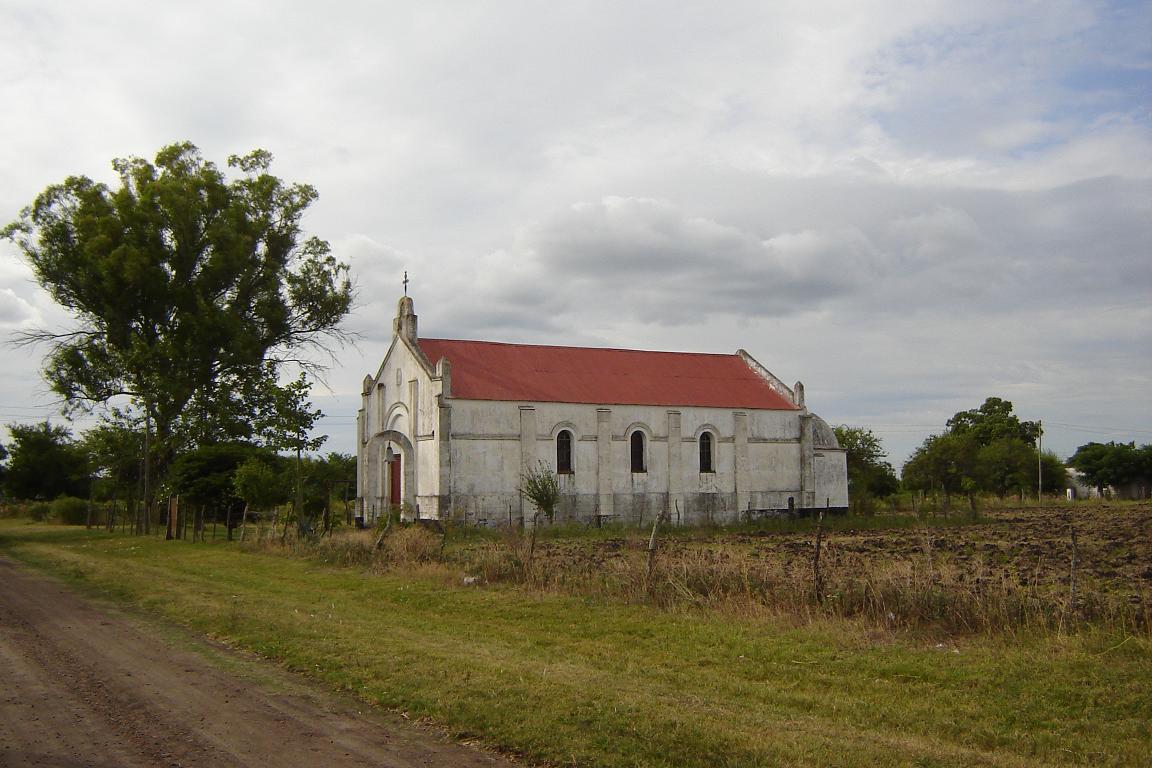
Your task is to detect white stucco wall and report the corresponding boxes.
[813,450,849,508]
[418,399,845,525]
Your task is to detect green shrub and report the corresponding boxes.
[28,502,51,521]
[51,496,89,525]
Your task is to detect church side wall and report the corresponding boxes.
[444,402,524,525]
[445,400,817,526]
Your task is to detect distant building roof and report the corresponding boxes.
[417,338,797,410]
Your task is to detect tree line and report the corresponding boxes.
[838,396,1150,513]
[0,419,355,537]
[901,397,1064,512]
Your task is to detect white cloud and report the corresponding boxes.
[0,288,37,328]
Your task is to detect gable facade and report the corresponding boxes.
[357,297,848,525]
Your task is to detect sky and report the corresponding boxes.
[1,0,1149,469]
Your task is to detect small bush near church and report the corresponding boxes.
[50,496,89,525]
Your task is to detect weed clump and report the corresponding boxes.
[380,524,442,566]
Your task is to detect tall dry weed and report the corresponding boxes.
[380,525,443,566]
[247,507,1152,637]
[243,524,443,571]
[452,533,1149,636]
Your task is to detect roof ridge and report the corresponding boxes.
[419,338,738,358]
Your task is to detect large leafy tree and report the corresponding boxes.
[1040,451,1068,495]
[3,422,90,501]
[2,142,353,480]
[181,362,322,449]
[974,438,1035,498]
[902,432,980,504]
[946,397,1040,446]
[833,426,899,510]
[904,397,1054,505]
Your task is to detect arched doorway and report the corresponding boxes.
[373,429,415,520]
[386,445,402,509]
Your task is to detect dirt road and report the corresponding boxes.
[0,557,517,768]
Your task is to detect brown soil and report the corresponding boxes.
[719,503,1152,596]
[0,557,517,768]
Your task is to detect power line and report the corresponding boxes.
[1044,420,1152,435]
[840,423,946,428]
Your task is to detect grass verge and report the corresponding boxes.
[1,519,1148,768]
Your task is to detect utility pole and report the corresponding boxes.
[1037,419,1043,503]
[145,407,153,537]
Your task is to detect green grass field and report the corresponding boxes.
[1,519,1148,767]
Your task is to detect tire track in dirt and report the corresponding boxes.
[0,557,515,768]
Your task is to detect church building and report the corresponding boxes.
[357,296,848,525]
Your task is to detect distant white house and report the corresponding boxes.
[1066,467,1151,501]
[1065,468,1099,500]
[356,296,848,525]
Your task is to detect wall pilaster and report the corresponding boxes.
[667,410,682,521]
[519,406,537,521]
[799,414,815,508]
[596,408,613,519]
[734,411,749,514]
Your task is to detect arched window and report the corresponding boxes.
[556,430,573,474]
[630,431,646,473]
[376,383,387,431]
[699,432,714,473]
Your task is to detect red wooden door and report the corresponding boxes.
[389,453,402,507]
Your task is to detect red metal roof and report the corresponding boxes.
[417,338,797,410]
